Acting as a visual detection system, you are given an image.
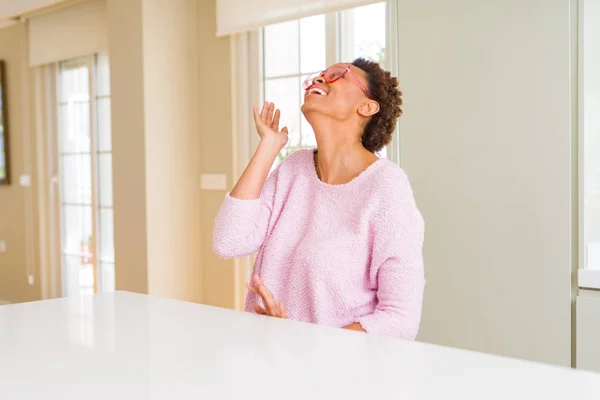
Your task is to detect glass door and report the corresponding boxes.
[57,54,114,297]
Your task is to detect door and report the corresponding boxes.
[56,54,115,296]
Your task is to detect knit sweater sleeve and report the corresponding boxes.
[357,169,425,340]
[212,168,279,259]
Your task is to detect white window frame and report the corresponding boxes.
[229,0,400,310]
[56,56,100,296]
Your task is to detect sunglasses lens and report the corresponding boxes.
[324,67,346,82]
[301,67,347,89]
[302,72,321,89]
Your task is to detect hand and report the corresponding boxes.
[253,102,289,150]
[342,323,366,332]
[246,274,287,319]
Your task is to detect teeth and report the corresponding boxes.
[308,87,327,96]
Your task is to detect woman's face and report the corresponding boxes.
[301,63,378,122]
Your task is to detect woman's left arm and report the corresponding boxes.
[355,172,425,340]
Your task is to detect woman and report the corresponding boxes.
[213,58,424,340]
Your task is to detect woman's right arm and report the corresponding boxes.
[213,102,288,259]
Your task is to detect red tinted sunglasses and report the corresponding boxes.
[302,65,372,99]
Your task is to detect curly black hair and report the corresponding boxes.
[351,58,403,153]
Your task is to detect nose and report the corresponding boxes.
[313,74,325,85]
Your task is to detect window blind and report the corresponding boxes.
[216,0,382,36]
[28,0,107,67]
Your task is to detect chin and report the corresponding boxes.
[300,102,313,115]
[301,106,318,127]
[301,97,325,115]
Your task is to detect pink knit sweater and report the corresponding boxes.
[213,149,425,340]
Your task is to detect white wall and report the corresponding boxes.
[397,0,573,366]
[577,290,600,372]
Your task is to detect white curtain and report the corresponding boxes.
[216,0,381,36]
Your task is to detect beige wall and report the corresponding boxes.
[0,23,41,303]
[142,0,202,302]
[398,0,573,366]
[107,0,205,304]
[197,0,236,309]
[106,0,149,296]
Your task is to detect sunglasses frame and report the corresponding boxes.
[303,65,373,99]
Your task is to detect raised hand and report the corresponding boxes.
[246,274,287,319]
[253,102,289,150]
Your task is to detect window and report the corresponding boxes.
[57,54,115,296]
[582,0,600,271]
[579,0,600,289]
[261,2,390,168]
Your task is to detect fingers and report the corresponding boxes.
[271,109,281,131]
[279,301,287,319]
[253,303,266,315]
[253,274,279,316]
[259,102,267,120]
[265,102,275,125]
[253,105,264,129]
[246,282,258,295]
[257,102,284,132]
[247,275,287,319]
[259,102,271,123]
[281,126,289,135]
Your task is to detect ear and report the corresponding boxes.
[358,100,380,117]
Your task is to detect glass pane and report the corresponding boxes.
[265,77,301,145]
[99,208,114,263]
[63,255,94,297]
[300,115,317,147]
[98,154,113,207]
[350,2,386,64]
[264,20,299,77]
[59,64,89,103]
[96,53,111,97]
[58,101,90,153]
[97,98,112,152]
[299,72,317,147]
[272,146,296,174]
[62,205,93,256]
[61,154,92,205]
[583,2,600,270]
[300,15,326,74]
[100,262,115,292]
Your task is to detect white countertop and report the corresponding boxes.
[1,291,599,399]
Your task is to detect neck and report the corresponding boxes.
[309,118,373,184]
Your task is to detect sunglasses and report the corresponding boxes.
[302,65,373,99]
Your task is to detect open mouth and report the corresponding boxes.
[306,87,328,96]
